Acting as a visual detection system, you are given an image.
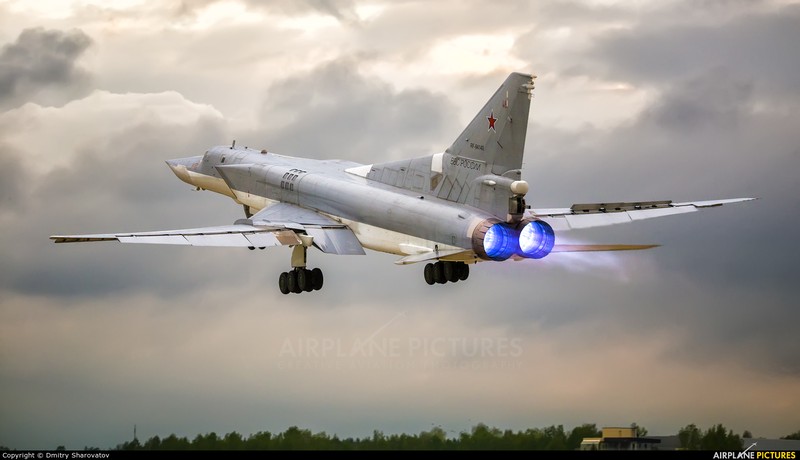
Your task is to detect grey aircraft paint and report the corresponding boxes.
[50,72,754,294]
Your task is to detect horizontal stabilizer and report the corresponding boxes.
[509,244,659,261]
[550,244,659,252]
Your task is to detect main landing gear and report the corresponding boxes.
[424,261,469,285]
[279,267,323,294]
[278,244,324,295]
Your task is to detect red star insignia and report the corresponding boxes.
[487,111,497,132]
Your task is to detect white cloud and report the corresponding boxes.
[1,90,224,175]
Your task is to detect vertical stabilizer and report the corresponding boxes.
[446,72,535,175]
[350,72,536,219]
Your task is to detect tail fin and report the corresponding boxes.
[348,73,535,219]
[447,72,535,174]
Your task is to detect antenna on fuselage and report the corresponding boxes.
[230,139,236,149]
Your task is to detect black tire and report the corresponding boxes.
[444,262,459,283]
[458,263,469,281]
[434,261,446,284]
[278,272,290,295]
[311,268,324,291]
[423,263,435,285]
[288,270,301,294]
[297,268,312,292]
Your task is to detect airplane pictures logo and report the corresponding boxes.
[712,443,796,459]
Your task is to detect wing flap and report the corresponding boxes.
[118,235,190,245]
[183,233,253,247]
[305,227,365,255]
[394,249,475,265]
[243,232,281,247]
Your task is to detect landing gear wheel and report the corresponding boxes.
[434,261,446,284]
[311,268,324,291]
[288,270,301,294]
[424,263,435,285]
[297,268,313,292]
[278,272,290,295]
[458,263,469,281]
[444,262,459,283]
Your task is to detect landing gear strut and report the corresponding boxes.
[278,245,324,295]
[424,261,469,285]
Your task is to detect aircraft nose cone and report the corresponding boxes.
[166,157,199,185]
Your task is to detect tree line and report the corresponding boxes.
[107,424,800,450]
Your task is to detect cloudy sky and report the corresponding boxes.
[1,0,799,449]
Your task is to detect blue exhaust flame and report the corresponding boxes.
[519,220,555,259]
[483,224,519,260]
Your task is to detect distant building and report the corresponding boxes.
[739,438,800,452]
[580,427,661,450]
[583,428,800,451]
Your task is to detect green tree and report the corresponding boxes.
[277,426,314,450]
[543,425,568,450]
[679,423,702,450]
[143,435,161,450]
[244,431,272,449]
[567,423,601,450]
[742,430,753,438]
[223,431,244,450]
[782,430,800,440]
[192,432,220,450]
[466,423,502,450]
[701,424,742,451]
[160,434,190,450]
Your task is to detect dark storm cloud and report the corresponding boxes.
[590,4,800,96]
[514,64,800,376]
[302,0,359,24]
[172,0,359,24]
[249,59,459,163]
[639,68,753,134]
[0,28,93,109]
[0,95,251,299]
[511,0,800,378]
[0,144,29,213]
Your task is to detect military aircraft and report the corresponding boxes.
[51,72,754,294]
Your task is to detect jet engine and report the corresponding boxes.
[517,218,555,259]
[471,218,555,261]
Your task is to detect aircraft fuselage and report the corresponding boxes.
[167,146,492,260]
